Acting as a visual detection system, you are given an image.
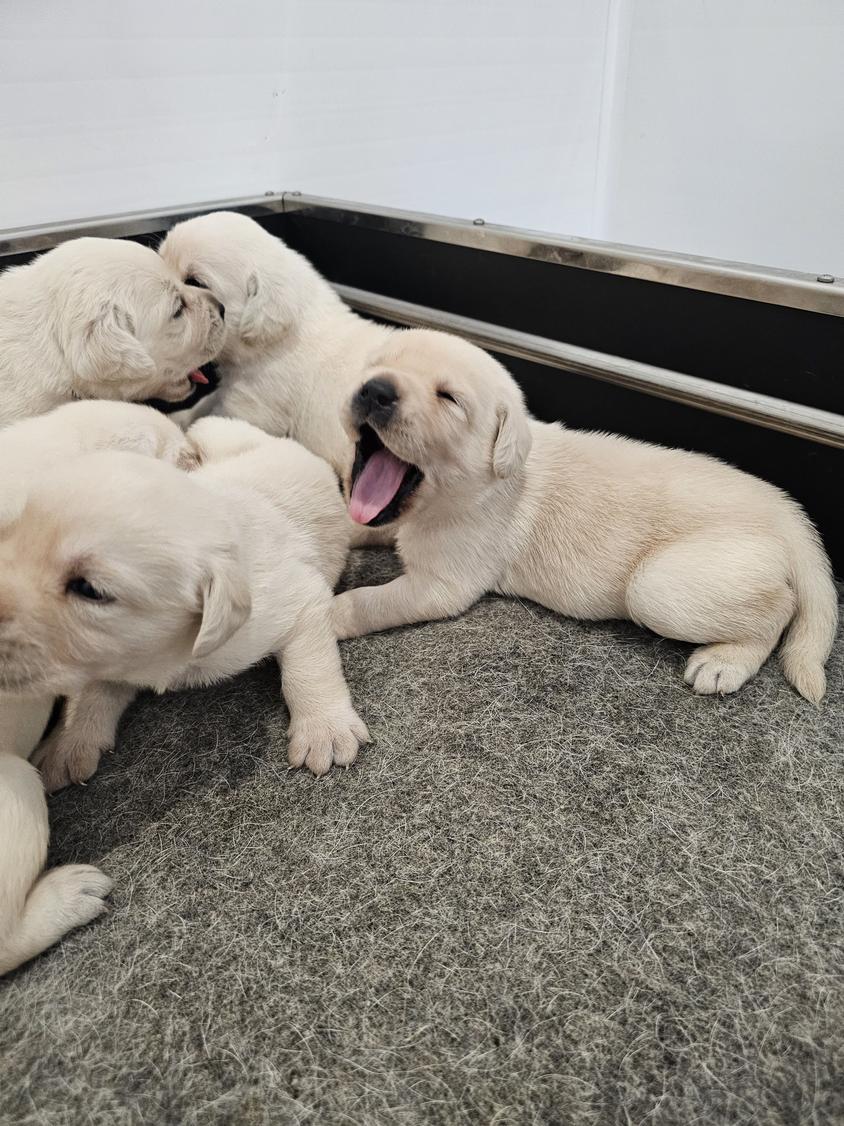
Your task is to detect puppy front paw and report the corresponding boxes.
[174,443,202,471]
[31,730,108,794]
[287,707,370,776]
[39,864,115,928]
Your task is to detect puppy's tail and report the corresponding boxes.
[780,519,838,704]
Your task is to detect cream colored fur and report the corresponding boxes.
[2,422,365,974]
[333,329,838,703]
[0,236,225,427]
[0,402,197,977]
[158,211,396,547]
[12,421,366,800]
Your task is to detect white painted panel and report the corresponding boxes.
[0,0,610,239]
[275,0,610,235]
[0,1,287,228]
[3,1,839,276]
[599,0,844,274]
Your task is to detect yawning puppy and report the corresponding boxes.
[158,212,396,544]
[14,429,366,801]
[0,236,226,427]
[334,329,837,702]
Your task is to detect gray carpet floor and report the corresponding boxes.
[0,549,841,1126]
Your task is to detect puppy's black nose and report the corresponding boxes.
[353,377,399,423]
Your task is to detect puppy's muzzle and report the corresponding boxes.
[352,378,399,428]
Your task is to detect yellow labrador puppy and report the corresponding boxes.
[17,423,367,795]
[158,211,395,533]
[158,211,393,473]
[333,330,837,703]
[0,399,198,761]
[0,401,198,977]
[0,236,226,426]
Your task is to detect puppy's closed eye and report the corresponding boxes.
[184,274,207,289]
[437,389,458,404]
[65,577,112,603]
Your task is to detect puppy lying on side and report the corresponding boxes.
[158,212,394,511]
[0,401,197,977]
[0,398,197,505]
[19,421,368,800]
[0,237,225,427]
[333,329,838,702]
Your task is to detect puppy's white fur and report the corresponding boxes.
[0,398,197,522]
[8,425,366,801]
[0,237,225,427]
[0,402,195,976]
[159,212,396,547]
[0,399,197,757]
[334,329,838,702]
[0,751,113,977]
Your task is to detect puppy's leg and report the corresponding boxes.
[332,573,486,640]
[0,753,112,976]
[626,535,794,695]
[32,682,137,794]
[279,605,370,776]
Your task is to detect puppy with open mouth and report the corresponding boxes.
[158,211,397,545]
[334,329,837,702]
[0,236,226,427]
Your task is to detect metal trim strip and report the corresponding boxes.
[336,284,844,449]
[1,191,841,317]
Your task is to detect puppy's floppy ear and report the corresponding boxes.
[192,546,252,659]
[68,303,156,393]
[239,272,285,345]
[492,400,532,478]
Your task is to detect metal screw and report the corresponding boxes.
[472,217,485,226]
[290,190,302,197]
[264,190,275,196]
[817,273,835,283]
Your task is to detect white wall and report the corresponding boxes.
[1,1,288,227]
[598,0,844,274]
[1,0,842,274]
[0,0,610,236]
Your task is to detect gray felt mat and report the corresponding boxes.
[1,549,841,1126]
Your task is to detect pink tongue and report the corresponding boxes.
[349,448,408,524]
[189,369,209,384]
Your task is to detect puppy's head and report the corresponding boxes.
[0,452,251,695]
[45,238,226,403]
[159,212,314,353]
[343,329,532,527]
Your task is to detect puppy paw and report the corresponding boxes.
[287,707,370,776]
[32,730,107,794]
[684,644,757,696]
[38,864,114,929]
[174,444,202,471]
